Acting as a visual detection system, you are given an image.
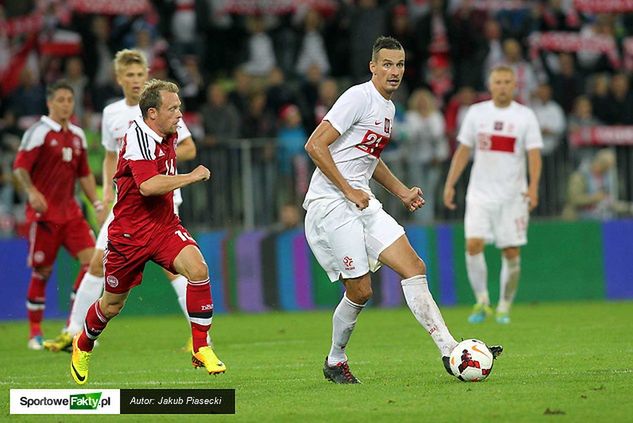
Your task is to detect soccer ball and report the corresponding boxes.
[449,339,494,382]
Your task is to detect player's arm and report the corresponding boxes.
[525,148,542,211]
[176,136,196,161]
[372,159,423,212]
[78,173,102,211]
[305,121,370,210]
[13,167,48,213]
[443,144,472,210]
[102,150,118,208]
[138,165,210,196]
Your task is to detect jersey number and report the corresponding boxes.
[62,147,73,162]
[175,230,193,242]
[165,158,176,175]
[355,130,390,158]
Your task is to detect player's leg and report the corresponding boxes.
[304,202,367,384]
[71,290,130,385]
[65,211,114,336]
[464,201,494,323]
[378,235,458,359]
[25,221,61,349]
[497,247,521,324]
[167,232,225,375]
[494,197,528,324]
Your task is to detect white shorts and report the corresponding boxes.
[305,197,405,282]
[95,196,180,251]
[464,197,529,248]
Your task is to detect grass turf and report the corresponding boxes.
[1,301,632,422]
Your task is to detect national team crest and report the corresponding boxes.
[384,118,391,134]
[494,121,503,131]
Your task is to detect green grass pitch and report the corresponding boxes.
[2,301,632,421]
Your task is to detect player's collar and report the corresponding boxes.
[40,116,63,132]
[135,118,166,143]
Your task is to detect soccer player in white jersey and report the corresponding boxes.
[44,50,198,352]
[303,36,502,384]
[443,65,543,325]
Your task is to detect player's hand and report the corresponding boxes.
[523,185,539,211]
[401,187,425,212]
[27,188,48,213]
[190,165,211,182]
[443,185,456,210]
[346,188,370,210]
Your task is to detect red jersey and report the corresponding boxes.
[109,118,180,246]
[13,116,91,223]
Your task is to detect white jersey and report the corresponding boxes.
[457,100,543,203]
[101,98,192,206]
[303,81,395,209]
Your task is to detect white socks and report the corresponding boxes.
[66,273,104,335]
[498,256,521,313]
[466,252,489,305]
[328,293,364,366]
[171,275,189,318]
[401,275,457,357]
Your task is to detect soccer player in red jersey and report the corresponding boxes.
[70,79,225,384]
[13,81,100,350]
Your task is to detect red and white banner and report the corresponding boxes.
[529,31,620,68]
[222,0,337,15]
[623,37,633,71]
[574,0,633,13]
[68,0,150,15]
[570,126,633,147]
[469,0,528,10]
[0,12,44,38]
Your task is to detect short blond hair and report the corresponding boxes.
[113,49,148,75]
[139,79,179,118]
[489,65,515,78]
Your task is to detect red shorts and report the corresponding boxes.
[27,218,96,268]
[103,224,198,294]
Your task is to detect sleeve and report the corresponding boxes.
[101,110,118,152]
[456,106,476,147]
[323,87,367,136]
[176,118,192,144]
[524,109,544,150]
[13,149,39,173]
[122,130,159,187]
[13,124,46,172]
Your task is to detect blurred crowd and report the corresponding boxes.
[1,0,633,232]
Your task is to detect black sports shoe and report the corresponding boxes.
[488,345,503,359]
[323,357,361,384]
[442,356,454,376]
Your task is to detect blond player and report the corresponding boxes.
[443,65,543,324]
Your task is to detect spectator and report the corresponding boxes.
[402,89,449,225]
[296,8,330,78]
[242,15,277,77]
[64,57,89,121]
[228,67,253,116]
[499,38,538,105]
[546,53,585,114]
[605,73,633,125]
[349,0,386,82]
[276,104,309,205]
[313,77,339,127]
[531,82,566,156]
[562,149,632,220]
[200,83,241,147]
[567,95,602,166]
[588,73,611,124]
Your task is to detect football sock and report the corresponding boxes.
[328,293,364,367]
[187,278,213,353]
[498,256,521,314]
[66,272,104,335]
[26,271,47,338]
[171,275,189,319]
[466,252,489,305]
[401,275,457,357]
[66,264,88,328]
[78,300,111,352]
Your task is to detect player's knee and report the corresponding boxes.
[186,261,209,282]
[101,301,124,319]
[34,266,53,279]
[346,284,373,304]
[88,251,105,276]
[466,239,485,255]
[502,247,520,260]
